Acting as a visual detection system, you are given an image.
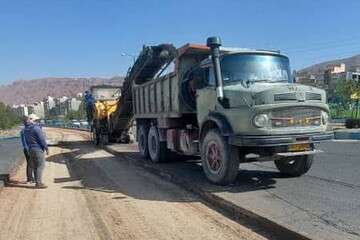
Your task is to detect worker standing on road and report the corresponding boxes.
[84,90,95,123]
[23,114,49,189]
[20,116,34,183]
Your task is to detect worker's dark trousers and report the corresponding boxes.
[29,149,45,185]
[23,149,34,182]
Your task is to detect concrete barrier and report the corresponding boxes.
[334,129,360,140]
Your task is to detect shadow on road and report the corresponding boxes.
[47,141,198,203]
[44,138,301,240]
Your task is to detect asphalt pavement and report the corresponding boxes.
[0,137,22,177]
[106,140,360,240]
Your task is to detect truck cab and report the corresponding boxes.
[189,42,333,183]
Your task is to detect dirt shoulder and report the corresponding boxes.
[0,128,267,240]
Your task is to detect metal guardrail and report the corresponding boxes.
[45,124,90,131]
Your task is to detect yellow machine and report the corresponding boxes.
[90,85,121,145]
[94,100,118,121]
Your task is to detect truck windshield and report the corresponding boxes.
[220,53,291,84]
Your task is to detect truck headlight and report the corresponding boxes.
[253,114,269,128]
[321,111,329,125]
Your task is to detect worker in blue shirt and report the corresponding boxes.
[23,114,49,188]
[20,116,34,183]
[84,90,95,123]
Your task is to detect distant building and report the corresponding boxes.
[12,104,29,117]
[54,96,69,116]
[346,66,360,81]
[330,63,346,74]
[66,97,82,112]
[297,73,325,88]
[44,96,56,118]
[28,102,45,119]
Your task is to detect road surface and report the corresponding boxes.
[0,137,22,176]
[105,134,360,239]
[0,128,267,240]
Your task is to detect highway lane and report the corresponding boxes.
[238,141,360,239]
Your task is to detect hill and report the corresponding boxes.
[298,54,360,75]
[0,77,124,106]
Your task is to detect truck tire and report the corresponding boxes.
[147,126,168,163]
[138,125,149,158]
[274,155,313,177]
[201,129,239,185]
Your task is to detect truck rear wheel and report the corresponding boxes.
[274,155,313,177]
[201,129,239,185]
[138,125,149,158]
[148,126,168,163]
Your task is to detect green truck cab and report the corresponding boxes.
[130,37,333,185]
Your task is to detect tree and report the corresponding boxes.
[0,102,21,129]
[64,101,86,121]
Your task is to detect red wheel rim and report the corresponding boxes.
[207,142,221,171]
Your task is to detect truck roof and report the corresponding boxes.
[177,43,283,58]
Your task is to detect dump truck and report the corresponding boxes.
[111,37,333,185]
[90,85,126,145]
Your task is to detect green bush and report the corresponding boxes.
[345,118,360,128]
[0,102,21,129]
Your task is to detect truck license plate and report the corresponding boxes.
[288,143,310,152]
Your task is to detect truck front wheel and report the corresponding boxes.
[274,155,313,177]
[201,129,239,185]
[138,125,149,158]
[148,126,168,163]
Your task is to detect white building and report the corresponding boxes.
[12,104,29,117]
[44,96,56,118]
[66,98,82,112]
[28,101,45,119]
[54,96,69,116]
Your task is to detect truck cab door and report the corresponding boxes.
[195,67,217,125]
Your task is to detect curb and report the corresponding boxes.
[104,145,310,240]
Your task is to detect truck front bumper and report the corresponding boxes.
[229,131,334,147]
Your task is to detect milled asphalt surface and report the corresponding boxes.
[106,140,360,240]
[0,137,22,177]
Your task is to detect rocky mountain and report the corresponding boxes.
[298,54,360,75]
[0,76,124,106]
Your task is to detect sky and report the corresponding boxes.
[1,0,360,84]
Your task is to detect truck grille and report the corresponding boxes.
[306,92,322,101]
[274,93,297,101]
[271,107,321,128]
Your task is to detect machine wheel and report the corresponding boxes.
[138,125,149,158]
[201,129,239,185]
[147,126,168,163]
[274,155,313,177]
[100,133,109,146]
[92,128,100,145]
